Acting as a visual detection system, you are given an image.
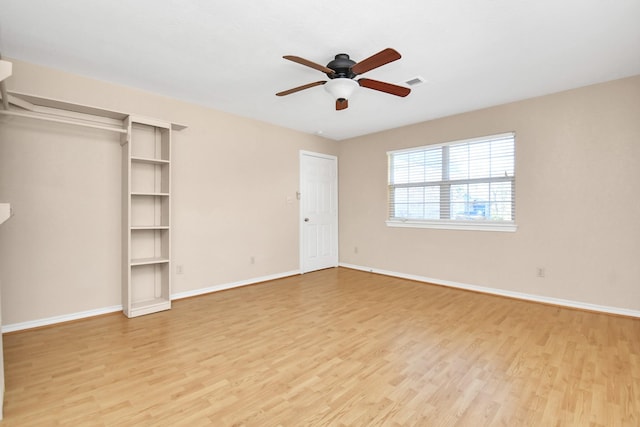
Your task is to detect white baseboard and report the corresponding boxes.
[2,270,301,333]
[339,263,640,318]
[170,270,300,300]
[2,305,123,333]
[7,265,634,333]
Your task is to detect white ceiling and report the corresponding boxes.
[1,1,639,140]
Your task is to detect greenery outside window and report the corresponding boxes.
[387,132,516,232]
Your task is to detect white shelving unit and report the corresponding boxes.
[122,117,173,317]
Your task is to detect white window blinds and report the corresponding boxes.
[387,132,516,231]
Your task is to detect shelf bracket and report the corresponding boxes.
[0,57,13,110]
[0,203,12,225]
[5,93,36,111]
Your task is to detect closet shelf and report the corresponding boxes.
[130,257,170,266]
[131,192,170,197]
[130,298,171,317]
[131,156,170,165]
[6,91,187,130]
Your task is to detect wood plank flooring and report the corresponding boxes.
[2,267,640,426]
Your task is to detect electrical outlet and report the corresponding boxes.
[536,267,545,278]
[176,265,184,274]
[354,246,359,254]
[250,256,255,265]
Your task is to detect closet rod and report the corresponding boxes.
[0,109,127,134]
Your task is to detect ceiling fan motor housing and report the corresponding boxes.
[326,53,356,79]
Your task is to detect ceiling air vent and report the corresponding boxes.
[404,76,426,87]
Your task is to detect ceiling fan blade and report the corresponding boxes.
[358,78,411,97]
[351,48,401,75]
[276,81,326,96]
[336,99,348,110]
[283,55,335,75]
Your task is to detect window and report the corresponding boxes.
[387,132,516,232]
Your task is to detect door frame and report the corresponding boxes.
[299,150,339,273]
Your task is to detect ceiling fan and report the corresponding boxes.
[276,48,411,111]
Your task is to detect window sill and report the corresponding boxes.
[385,219,517,232]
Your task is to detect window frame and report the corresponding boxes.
[386,132,517,232]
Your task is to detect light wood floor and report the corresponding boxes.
[3,267,640,426]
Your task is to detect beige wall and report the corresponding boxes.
[0,59,338,325]
[338,75,640,311]
[1,59,639,326]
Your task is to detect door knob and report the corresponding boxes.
[304,218,310,222]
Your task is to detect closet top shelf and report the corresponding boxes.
[7,91,187,131]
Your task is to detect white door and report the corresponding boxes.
[300,151,338,273]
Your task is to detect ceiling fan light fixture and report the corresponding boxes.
[324,78,359,100]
